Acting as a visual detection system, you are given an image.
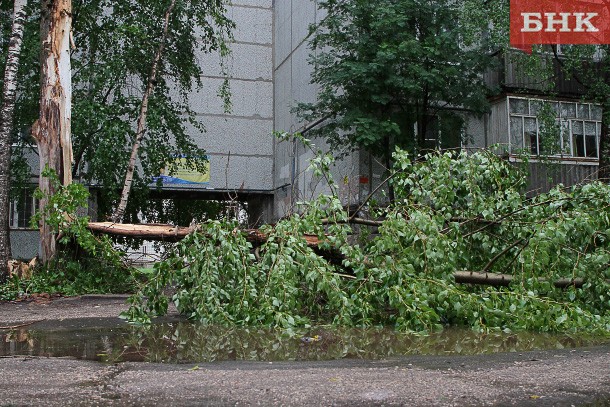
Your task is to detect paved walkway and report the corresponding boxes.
[0,296,608,406]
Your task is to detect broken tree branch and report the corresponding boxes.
[453,271,605,288]
[86,222,323,247]
[87,222,609,289]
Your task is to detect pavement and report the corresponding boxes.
[0,296,609,406]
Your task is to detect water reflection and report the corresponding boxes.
[1,322,608,364]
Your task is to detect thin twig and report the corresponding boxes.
[320,217,383,227]
[482,238,526,273]
[350,170,397,220]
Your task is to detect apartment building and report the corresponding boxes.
[9,0,602,258]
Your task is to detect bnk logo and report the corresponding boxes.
[521,12,599,32]
[510,0,610,53]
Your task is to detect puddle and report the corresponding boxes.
[1,319,608,364]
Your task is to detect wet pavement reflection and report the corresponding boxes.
[1,319,608,364]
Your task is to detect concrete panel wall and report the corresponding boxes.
[273,0,362,219]
[187,0,274,192]
[10,230,39,260]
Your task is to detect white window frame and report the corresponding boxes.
[507,96,602,161]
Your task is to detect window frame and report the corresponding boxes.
[507,96,602,161]
[9,187,38,230]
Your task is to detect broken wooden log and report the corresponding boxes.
[454,271,594,288]
[87,222,193,242]
[87,222,322,247]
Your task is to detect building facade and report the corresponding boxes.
[9,0,602,258]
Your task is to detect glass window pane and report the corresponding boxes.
[524,117,537,133]
[560,120,571,155]
[571,121,584,157]
[8,201,15,228]
[591,105,603,121]
[572,121,583,135]
[573,135,585,157]
[561,102,577,118]
[510,116,524,150]
[23,197,32,228]
[509,98,528,114]
[530,100,543,115]
[586,135,598,157]
[585,121,596,135]
[549,102,560,115]
[524,117,538,155]
[9,188,36,228]
[577,104,590,119]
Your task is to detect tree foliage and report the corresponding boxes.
[296,0,494,159]
[124,141,610,335]
[72,0,233,220]
[1,0,234,221]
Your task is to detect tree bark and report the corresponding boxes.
[111,0,177,223]
[0,0,28,283]
[87,222,323,247]
[32,0,74,263]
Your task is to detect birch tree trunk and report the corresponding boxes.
[0,0,28,283]
[111,0,177,223]
[32,0,74,263]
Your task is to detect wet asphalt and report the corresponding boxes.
[0,295,608,406]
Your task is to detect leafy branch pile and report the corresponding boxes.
[124,149,610,334]
[0,169,138,300]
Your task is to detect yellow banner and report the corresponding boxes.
[160,157,210,184]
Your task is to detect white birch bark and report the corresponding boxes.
[111,0,177,223]
[0,0,28,282]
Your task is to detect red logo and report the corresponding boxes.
[510,0,610,53]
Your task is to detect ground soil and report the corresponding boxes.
[0,296,609,406]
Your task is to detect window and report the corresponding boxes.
[418,113,463,151]
[554,44,605,62]
[508,97,602,159]
[9,188,37,229]
[420,115,440,150]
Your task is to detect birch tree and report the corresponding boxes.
[32,0,74,263]
[111,0,177,223]
[0,0,28,282]
[2,0,234,240]
[70,0,233,223]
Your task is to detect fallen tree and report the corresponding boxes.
[93,149,610,334]
[87,221,605,289]
[86,222,322,246]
